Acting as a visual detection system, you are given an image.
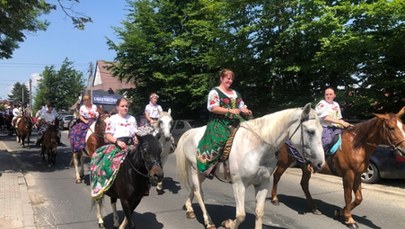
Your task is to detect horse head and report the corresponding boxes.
[288,103,325,171]
[138,134,164,186]
[157,109,173,142]
[374,107,405,156]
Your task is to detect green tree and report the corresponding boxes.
[0,0,91,59]
[7,82,29,104]
[34,58,85,112]
[110,0,405,119]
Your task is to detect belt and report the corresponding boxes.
[150,117,158,121]
[116,137,135,145]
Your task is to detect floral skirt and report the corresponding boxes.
[196,119,230,173]
[90,144,129,200]
[69,120,94,152]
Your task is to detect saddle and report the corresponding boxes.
[116,137,135,146]
[327,134,341,155]
[204,126,239,180]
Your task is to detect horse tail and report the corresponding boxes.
[175,130,192,190]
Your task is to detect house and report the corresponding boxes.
[70,60,135,112]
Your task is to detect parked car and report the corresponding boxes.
[361,145,405,184]
[172,119,206,144]
[58,114,74,130]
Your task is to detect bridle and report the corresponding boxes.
[126,145,162,180]
[383,123,405,155]
[288,117,317,163]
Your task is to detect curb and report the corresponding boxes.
[287,167,405,197]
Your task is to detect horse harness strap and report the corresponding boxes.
[221,126,239,161]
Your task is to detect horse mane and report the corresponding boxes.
[347,116,383,149]
[243,108,301,144]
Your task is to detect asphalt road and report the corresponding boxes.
[2,130,405,229]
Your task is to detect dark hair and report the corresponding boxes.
[116,97,129,106]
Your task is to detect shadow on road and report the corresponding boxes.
[272,194,382,229]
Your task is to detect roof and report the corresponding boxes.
[87,60,135,92]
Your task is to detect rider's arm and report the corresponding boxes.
[323,115,352,128]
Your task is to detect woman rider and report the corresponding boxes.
[197,69,252,179]
[69,94,99,158]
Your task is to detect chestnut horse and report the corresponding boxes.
[15,114,33,148]
[270,107,405,228]
[73,113,110,183]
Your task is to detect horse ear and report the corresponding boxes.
[396,106,405,119]
[168,108,171,115]
[373,113,389,120]
[301,103,311,121]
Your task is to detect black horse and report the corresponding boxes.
[94,134,163,228]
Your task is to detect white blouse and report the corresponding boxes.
[105,114,138,138]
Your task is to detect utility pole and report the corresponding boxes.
[89,62,93,102]
[29,79,32,114]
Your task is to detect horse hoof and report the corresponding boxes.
[347,223,359,229]
[271,199,280,206]
[75,178,82,184]
[98,223,105,228]
[186,211,196,219]
[206,224,216,229]
[156,188,165,195]
[221,219,233,229]
[312,208,322,215]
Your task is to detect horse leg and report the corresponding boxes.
[271,149,295,205]
[191,169,216,229]
[79,150,86,179]
[253,182,270,229]
[183,189,196,219]
[342,176,362,229]
[111,197,120,228]
[301,164,321,214]
[156,148,169,194]
[72,152,82,183]
[337,172,360,228]
[120,198,141,229]
[222,181,247,229]
[95,199,105,228]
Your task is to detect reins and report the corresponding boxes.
[383,123,405,154]
[126,147,161,179]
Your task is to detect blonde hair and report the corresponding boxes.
[149,93,159,99]
[83,95,91,101]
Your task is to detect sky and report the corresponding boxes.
[0,0,129,101]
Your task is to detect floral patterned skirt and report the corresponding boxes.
[69,120,94,152]
[90,144,129,200]
[197,119,230,173]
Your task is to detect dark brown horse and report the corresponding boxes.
[270,107,405,228]
[15,115,33,148]
[73,113,110,183]
[41,124,58,166]
[94,134,163,228]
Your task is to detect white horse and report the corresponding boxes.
[153,109,174,194]
[176,103,325,229]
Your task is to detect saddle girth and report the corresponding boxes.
[221,126,239,162]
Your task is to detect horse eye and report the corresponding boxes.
[307,130,315,136]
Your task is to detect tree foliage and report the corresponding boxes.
[34,58,84,112]
[7,82,29,104]
[0,0,91,59]
[109,0,405,119]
